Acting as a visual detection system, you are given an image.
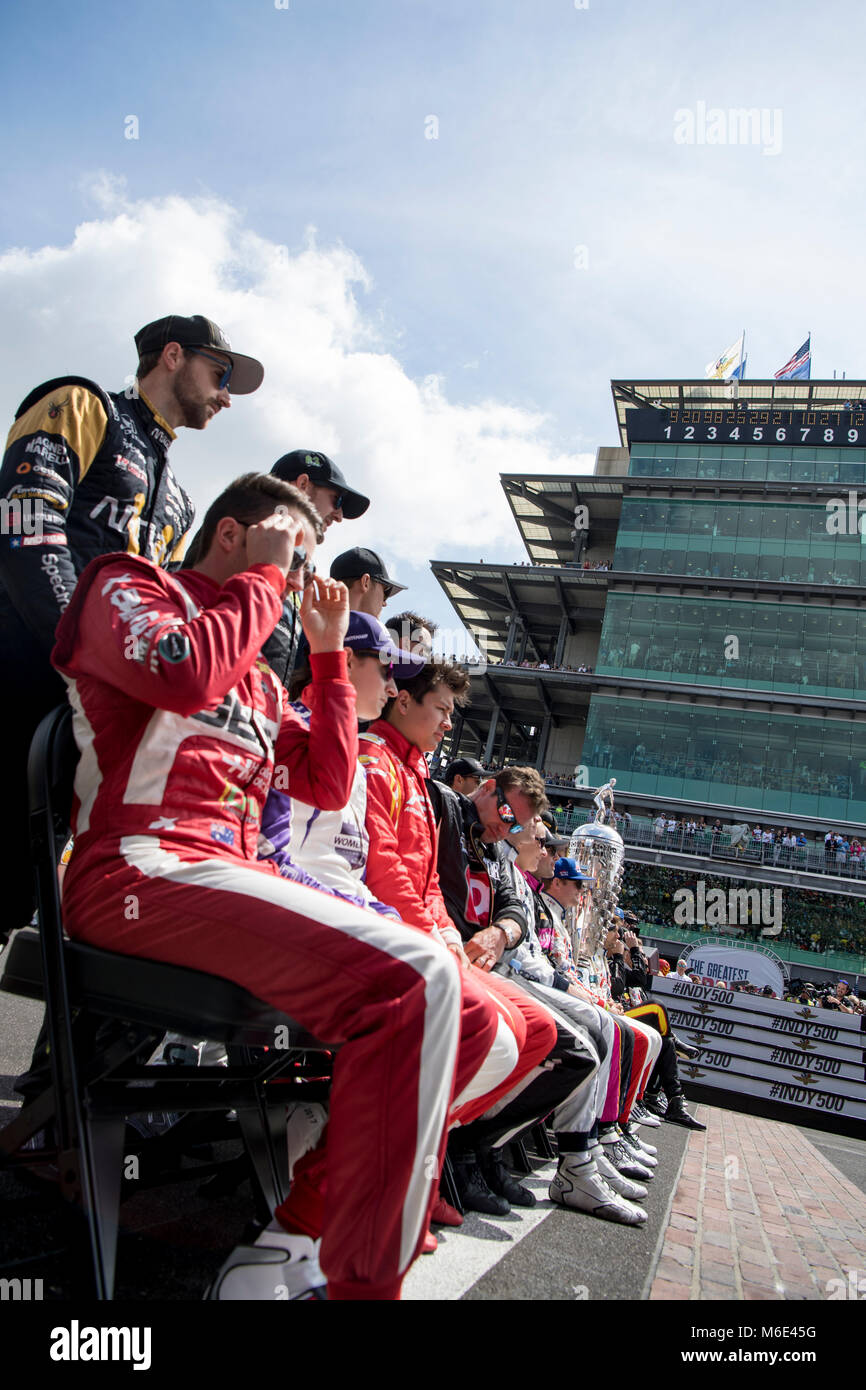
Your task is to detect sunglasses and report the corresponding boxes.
[495,785,524,833]
[289,545,316,588]
[187,347,233,391]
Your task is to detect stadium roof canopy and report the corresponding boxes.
[611,378,866,446]
[452,663,595,742]
[430,559,608,663]
[502,474,622,567]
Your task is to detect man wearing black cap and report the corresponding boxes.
[0,312,264,942]
[265,450,371,687]
[270,449,369,532]
[441,756,486,798]
[329,547,405,619]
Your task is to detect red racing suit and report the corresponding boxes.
[359,721,559,1125]
[51,554,501,1300]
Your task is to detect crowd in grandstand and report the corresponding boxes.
[0,313,709,1304]
[617,863,866,959]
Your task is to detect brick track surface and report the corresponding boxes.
[650,1105,866,1302]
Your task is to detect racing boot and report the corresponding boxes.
[592,1145,648,1202]
[480,1146,536,1208]
[664,1097,706,1131]
[624,1121,657,1155]
[599,1132,653,1181]
[630,1098,661,1128]
[550,1154,647,1225]
[618,1125,658,1168]
[451,1149,510,1216]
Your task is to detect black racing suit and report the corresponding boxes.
[0,376,194,935]
[427,781,527,946]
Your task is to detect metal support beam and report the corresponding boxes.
[501,717,512,762]
[483,704,501,765]
[554,612,568,668]
[534,678,559,729]
[536,714,552,771]
[504,613,519,662]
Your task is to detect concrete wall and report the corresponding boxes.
[562,630,601,667]
[544,721,586,775]
[594,446,629,476]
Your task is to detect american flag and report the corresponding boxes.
[775,336,811,381]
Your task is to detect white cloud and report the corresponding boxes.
[0,181,592,584]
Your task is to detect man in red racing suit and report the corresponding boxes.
[50,472,502,1301]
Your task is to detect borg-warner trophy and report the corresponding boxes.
[567,779,625,959]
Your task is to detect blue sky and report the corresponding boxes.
[2,0,865,641]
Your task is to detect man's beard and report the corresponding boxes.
[173,364,216,429]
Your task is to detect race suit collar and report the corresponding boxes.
[366,719,428,775]
[137,389,178,441]
[174,568,223,604]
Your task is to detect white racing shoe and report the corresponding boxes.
[592,1145,648,1201]
[549,1156,648,1225]
[206,1228,325,1300]
[631,1099,661,1128]
[618,1126,658,1168]
[625,1122,657,1156]
[600,1135,654,1181]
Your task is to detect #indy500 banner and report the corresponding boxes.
[652,974,866,1122]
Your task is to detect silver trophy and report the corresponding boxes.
[568,779,625,960]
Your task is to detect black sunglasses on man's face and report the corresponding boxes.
[495,784,524,833]
[186,347,233,391]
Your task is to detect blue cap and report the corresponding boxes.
[552,857,596,884]
[344,611,425,679]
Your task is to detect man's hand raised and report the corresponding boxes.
[245,512,298,577]
[301,576,350,654]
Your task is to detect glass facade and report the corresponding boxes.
[583,695,866,822]
[597,592,866,698]
[629,440,866,485]
[613,497,866,586]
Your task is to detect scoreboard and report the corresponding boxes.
[626,406,866,448]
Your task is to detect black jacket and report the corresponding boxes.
[608,943,651,1001]
[0,376,193,659]
[262,595,304,691]
[428,780,528,945]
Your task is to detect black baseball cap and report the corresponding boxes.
[541,828,570,851]
[330,547,405,597]
[443,757,486,785]
[270,450,370,520]
[133,315,264,395]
